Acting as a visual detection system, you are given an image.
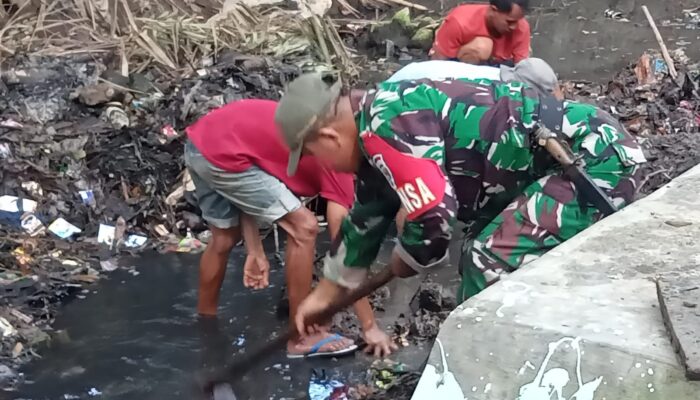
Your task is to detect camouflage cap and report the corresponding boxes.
[500,58,558,95]
[275,73,341,176]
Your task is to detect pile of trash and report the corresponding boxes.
[562,49,700,195]
[0,51,309,387]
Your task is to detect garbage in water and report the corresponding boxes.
[100,260,119,272]
[87,387,102,396]
[233,334,246,347]
[308,369,349,400]
[604,8,630,22]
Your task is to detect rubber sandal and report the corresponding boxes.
[287,334,358,359]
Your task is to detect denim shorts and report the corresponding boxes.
[184,141,301,229]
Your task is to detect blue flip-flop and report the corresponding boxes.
[287,334,358,359]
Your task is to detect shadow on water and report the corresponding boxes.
[13,234,434,400]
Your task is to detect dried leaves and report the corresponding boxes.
[0,0,357,76]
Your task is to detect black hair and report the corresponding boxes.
[489,0,530,12]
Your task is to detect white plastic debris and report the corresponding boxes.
[0,195,37,213]
[124,235,148,248]
[104,106,130,129]
[0,317,17,338]
[0,143,11,159]
[87,388,102,396]
[21,213,45,236]
[78,190,95,206]
[100,260,119,272]
[21,181,43,198]
[48,218,82,239]
[97,224,116,246]
[0,119,23,129]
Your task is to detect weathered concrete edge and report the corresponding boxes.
[411,163,700,399]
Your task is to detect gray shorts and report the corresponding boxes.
[184,141,301,229]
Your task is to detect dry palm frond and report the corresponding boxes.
[0,0,358,76]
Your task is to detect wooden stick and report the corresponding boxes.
[642,5,678,80]
[204,266,397,394]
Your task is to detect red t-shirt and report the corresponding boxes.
[186,99,355,209]
[432,4,531,63]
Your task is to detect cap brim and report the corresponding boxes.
[287,145,303,176]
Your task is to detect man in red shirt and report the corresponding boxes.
[185,99,396,358]
[431,0,531,66]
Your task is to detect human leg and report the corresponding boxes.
[185,141,243,316]
[456,36,494,64]
[458,172,617,302]
[202,165,356,356]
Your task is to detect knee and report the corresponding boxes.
[284,208,319,245]
[208,231,237,254]
[457,37,493,63]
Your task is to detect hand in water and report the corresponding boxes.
[362,324,398,358]
[243,254,269,290]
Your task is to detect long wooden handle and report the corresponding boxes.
[204,266,397,391]
[642,5,678,80]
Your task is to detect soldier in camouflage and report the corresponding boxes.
[274,73,646,332]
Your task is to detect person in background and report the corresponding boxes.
[184,99,396,358]
[431,0,531,66]
[274,73,646,336]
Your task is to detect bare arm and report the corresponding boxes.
[240,213,269,289]
[241,213,264,256]
[326,201,379,331]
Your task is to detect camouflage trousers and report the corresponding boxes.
[457,107,644,302]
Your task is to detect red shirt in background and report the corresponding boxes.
[186,99,355,209]
[432,4,531,63]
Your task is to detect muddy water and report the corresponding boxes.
[13,235,434,400]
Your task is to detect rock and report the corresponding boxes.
[410,26,435,51]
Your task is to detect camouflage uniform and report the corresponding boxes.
[323,79,646,302]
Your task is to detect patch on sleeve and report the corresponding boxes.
[361,131,446,220]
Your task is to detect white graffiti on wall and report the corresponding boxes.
[518,337,603,400]
[411,338,465,400]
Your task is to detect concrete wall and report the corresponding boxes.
[412,163,700,399]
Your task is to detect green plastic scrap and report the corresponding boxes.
[392,7,412,29]
[411,26,434,49]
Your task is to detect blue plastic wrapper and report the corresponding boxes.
[308,369,349,400]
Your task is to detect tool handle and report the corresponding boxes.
[541,136,576,167]
[205,266,396,389]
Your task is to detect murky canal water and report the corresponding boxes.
[13,235,434,400]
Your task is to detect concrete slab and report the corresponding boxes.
[412,164,700,399]
[657,275,700,381]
